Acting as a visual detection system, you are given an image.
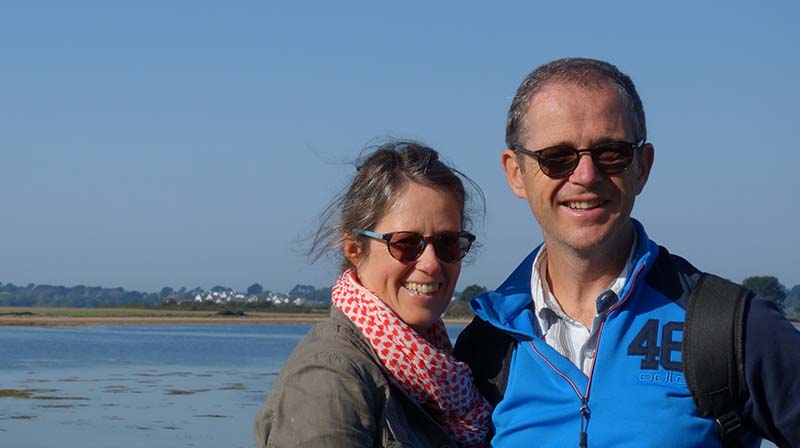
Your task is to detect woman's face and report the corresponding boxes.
[345,182,464,333]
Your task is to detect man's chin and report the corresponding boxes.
[548,225,628,254]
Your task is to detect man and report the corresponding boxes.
[454,58,799,447]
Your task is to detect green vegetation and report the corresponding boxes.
[787,285,800,318]
[0,389,33,398]
[0,307,201,318]
[1,276,797,322]
[0,283,161,308]
[445,284,488,319]
[743,276,786,307]
[742,275,800,320]
[0,281,331,308]
[0,389,87,401]
[289,284,332,303]
[152,300,328,315]
[0,306,329,319]
[459,285,488,302]
[247,283,264,295]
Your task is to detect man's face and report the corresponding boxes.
[501,82,654,256]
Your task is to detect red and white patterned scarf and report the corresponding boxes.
[332,269,491,447]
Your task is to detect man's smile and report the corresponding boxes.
[564,200,605,210]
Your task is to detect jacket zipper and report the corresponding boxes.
[526,263,646,447]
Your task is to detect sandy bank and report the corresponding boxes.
[0,315,334,327]
[0,310,473,327]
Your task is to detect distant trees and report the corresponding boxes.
[445,284,487,319]
[289,284,331,303]
[743,275,786,308]
[247,283,264,295]
[289,284,315,298]
[459,284,488,302]
[314,287,332,304]
[0,280,334,308]
[0,283,159,308]
[3,273,798,323]
[0,280,486,312]
[786,285,800,310]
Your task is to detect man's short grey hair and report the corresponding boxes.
[506,58,647,150]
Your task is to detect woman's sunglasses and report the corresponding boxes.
[513,140,645,179]
[356,229,475,263]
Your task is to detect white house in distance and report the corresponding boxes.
[190,289,306,306]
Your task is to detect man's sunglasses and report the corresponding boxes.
[356,229,476,263]
[513,140,645,179]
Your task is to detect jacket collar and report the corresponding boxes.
[470,219,659,339]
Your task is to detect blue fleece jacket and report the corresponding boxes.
[456,221,800,447]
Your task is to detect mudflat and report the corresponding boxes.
[0,307,473,327]
[0,307,328,326]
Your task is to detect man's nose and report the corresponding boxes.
[568,151,602,183]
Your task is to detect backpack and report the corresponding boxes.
[455,273,753,447]
[684,274,752,447]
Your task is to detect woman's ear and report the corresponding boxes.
[342,237,363,267]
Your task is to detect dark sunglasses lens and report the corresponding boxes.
[537,146,579,178]
[433,233,473,263]
[388,232,425,262]
[594,143,634,174]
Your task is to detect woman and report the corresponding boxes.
[254,141,491,447]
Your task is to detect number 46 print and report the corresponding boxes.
[627,319,683,371]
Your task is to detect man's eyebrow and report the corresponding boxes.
[533,139,577,149]
[591,137,618,145]
[539,138,611,149]
[587,136,632,147]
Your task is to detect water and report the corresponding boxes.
[0,323,787,448]
[0,324,465,448]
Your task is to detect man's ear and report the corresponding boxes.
[342,237,363,267]
[501,149,529,199]
[634,143,655,195]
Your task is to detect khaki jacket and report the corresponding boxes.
[254,307,457,448]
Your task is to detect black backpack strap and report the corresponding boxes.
[683,273,752,447]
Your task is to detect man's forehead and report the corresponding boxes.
[523,82,636,144]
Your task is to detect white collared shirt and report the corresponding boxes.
[530,231,638,375]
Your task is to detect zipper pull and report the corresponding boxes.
[578,397,591,448]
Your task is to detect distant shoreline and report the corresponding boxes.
[0,315,332,327]
[0,307,473,327]
[1,306,793,328]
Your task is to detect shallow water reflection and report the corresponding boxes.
[5,322,775,448]
[0,324,315,448]
[0,323,467,448]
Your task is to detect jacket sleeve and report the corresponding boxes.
[741,297,800,447]
[254,350,387,448]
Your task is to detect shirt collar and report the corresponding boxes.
[530,228,640,335]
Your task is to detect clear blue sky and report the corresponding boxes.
[1,1,798,294]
